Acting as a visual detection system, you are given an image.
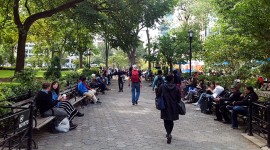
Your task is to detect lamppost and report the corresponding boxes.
[189,30,193,77]
[87,49,91,69]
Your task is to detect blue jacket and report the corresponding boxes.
[152,75,165,90]
[78,81,88,95]
[52,91,61,107]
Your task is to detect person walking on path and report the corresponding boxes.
[157,74,181,144]
[128,65,142,105]
[152,70,164,99]
[113,69,126,92]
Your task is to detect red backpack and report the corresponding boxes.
[131,70,140,83]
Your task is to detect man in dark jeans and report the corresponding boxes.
[115,69,126,92]
[213,85,241,123]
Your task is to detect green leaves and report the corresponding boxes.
[202,0,270,76]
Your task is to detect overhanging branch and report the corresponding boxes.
[24,0,84,28]
[25,0,31,15]
[13,0,23,28]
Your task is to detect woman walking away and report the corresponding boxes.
[157,74,181,144]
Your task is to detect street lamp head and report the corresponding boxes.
[189,30,193,38]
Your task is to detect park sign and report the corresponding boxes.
[17,109,30,132]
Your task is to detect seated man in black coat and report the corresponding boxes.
[36,82,77,131]
[213,85,241,123]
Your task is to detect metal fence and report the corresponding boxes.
[0,103,35,150]
[0,90,37,150]
[248,101,270,147]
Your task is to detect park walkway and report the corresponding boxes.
[33,79,259,150]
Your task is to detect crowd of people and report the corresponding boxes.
[35,68,114,133]
[150,69,261,144]
[35,65,260,145]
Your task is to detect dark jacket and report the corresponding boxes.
[173,74,181,85]
[36,90,59,115]
[234,92,258,106]
[198,83,207,93]
[221,91,242,102]
[158,83,181,121]
[113,71,126,81]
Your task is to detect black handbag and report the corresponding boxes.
[166,86,186,115]
[178,100,186,115]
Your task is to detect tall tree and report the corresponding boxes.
[213,0,270,59]
[143,0,178,70]
[12,0,85,73]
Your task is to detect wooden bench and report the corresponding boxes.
[2,82,86,131]
[60,83,86,106]
[33,83,86,130]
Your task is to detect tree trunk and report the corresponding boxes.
[79,51,83,68]
[169,61,173,72]
[146,28,151,70]
[15,29,28,73]
[51,49,55,58]
[105,39,109,69]
[127,47,136,65]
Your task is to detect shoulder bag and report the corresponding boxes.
[167,87,186,115]
[156,87,166,110]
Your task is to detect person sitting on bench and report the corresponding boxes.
[51,80,84,119]
[213,85,241,123]
[36,82,77,132]
[227,86,258,129]
[78,76,102,104]
[193,81,224,111]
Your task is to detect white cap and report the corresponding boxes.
[91,74,96,78]
[132,64,137,69]
[235,79,240,83]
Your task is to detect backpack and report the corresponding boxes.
[131,70,140,83]
[156,76,164,88]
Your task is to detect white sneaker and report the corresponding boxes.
[195,108,201,111]
[192,102,198,106]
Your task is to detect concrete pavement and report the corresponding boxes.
[34,79,259,150]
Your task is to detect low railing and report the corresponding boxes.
[248,100,270,147]
[0,104,35,150]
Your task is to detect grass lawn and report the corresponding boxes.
[0,70,14,78]
[0,70,70,78]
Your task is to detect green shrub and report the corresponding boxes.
[60,71,81,85]
[80,67,100,78]
[260,62,270,79]
[1,68,42,99]
[44,56,61,80]
[245,77,257,88]
[198,75,235,89]
[13,68,37,87]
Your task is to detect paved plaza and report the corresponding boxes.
[34,79,260,150]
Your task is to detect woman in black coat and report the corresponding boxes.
[157,74,181,144]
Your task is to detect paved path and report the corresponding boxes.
[34,79,259,150]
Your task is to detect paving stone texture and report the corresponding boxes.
[34,79,260,150]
